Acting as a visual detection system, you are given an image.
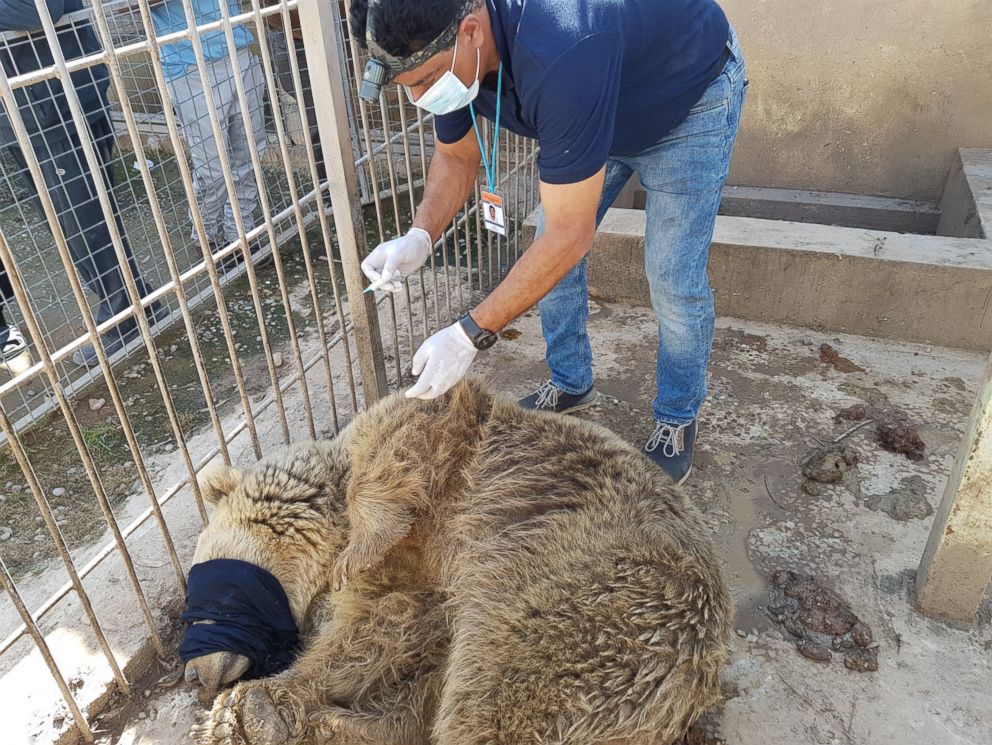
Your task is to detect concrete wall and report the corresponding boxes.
[523,194,992,351]
[723,0,992,201]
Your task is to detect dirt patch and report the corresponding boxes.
[801,444,858,484]
[837,404,926,461]
[499,327,522,340]
[877,421,927,461]
[0,409,138,577]
[87,611,197,745]
[837,382,890,409]
[819,343,865,373]
[866,475,934,521]
[767,570,878,672]
[713,328,769,353]
[932,396,971,419]
[941,376,967,391]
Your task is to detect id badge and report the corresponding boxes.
[481,190,507,236]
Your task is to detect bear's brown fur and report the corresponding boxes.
[189,378,731,745]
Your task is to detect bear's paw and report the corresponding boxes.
[192,683,301,745]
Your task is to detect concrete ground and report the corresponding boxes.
[102,300,991,745]
[477,304,991,745]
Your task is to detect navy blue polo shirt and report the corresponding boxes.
[435,0,730,185]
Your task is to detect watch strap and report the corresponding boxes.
[458,313,498,350]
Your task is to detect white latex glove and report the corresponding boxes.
[361,227,433,293]
[406,322,478,400]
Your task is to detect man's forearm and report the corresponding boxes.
[412,144,481,242]
[471,228,592,332]
[470,166,604,333]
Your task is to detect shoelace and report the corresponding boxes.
[645,422,687,457]
[533,381,562,410]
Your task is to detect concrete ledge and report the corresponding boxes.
[938,148,992,238]
[614,182,941,234]
[524,209,992,351]
[718,187,940,235]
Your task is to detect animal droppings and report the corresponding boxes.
[819,344,865,373]
[836,404,926,461]
[801,444,858,484]
[767,570,878,674]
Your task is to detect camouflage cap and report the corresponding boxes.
[366,0,478,81]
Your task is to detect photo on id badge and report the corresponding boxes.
[483,190,506,236]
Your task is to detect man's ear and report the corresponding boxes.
[460,11,485,50]
[197,463,242,505]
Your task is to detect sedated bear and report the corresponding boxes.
[185,378,731,745]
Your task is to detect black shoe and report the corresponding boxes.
[71,300,167,367]
[644,419,698,485]
[518,380,598,413]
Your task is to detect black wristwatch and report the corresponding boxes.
[458,312,498,350]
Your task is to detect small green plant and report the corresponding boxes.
[82,424,123,455]
[0,447,18,480]
[176,409,200,439]
[0,439,42,481]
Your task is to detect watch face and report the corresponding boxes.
[477,331,498,350]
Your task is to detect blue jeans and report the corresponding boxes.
[535,27,747,425]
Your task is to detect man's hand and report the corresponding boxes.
[362,131,478,293]
[360,227,433,293]
[406,322,478,399]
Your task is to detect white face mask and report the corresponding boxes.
[404,39,480,116]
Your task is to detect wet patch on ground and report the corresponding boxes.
[863,475,934,521]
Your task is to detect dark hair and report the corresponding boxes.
[349,0,478,57]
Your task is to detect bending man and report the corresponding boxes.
[354,0,747,484]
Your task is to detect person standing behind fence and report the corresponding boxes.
[261,0,325,184]
[0,262,29,372]
[151,0,268,262]
[0,0,166,369]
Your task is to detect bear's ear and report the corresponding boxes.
[197,463,242,505]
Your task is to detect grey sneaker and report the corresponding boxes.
[644,419,698,485]
[518,380,598,413]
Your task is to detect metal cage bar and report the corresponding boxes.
[0,0,539,738]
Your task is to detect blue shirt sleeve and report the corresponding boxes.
[529,32,623,185]
[0,0,67,32]
[434,107,473,145]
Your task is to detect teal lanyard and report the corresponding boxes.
[469,63,502,192]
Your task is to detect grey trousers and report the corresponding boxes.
[265,30,325,182]
[168,47,267,244]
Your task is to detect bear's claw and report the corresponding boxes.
[191,683,297,745]
[331,542,371,591]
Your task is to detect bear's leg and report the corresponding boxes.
[331,497,415,590]
[308,664,444,744]
[194,587,447,745]
[194,675,439,745]
[192,685,294,745]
